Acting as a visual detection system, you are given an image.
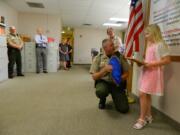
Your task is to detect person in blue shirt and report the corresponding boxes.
[34,28,48,74]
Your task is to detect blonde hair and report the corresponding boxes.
[145,24,166,46]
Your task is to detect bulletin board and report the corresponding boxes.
[149,0,180,61]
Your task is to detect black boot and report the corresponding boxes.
[17,73,25,77]
[43,71,48,73]
[8,74,14,79]
[98,98,106,109]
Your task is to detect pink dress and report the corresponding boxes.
[139,42,169,96]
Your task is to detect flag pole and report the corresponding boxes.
[144,0,151,58]
[127,0,151,104]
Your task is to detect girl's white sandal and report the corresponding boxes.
[133,119,147,130]
[146,116,153,124]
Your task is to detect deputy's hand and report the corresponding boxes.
[103,65,113,73]
[16,45,22,50]
[20,45,23,50]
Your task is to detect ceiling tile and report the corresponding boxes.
[5,0,130,28]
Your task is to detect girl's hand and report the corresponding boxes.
[144,62,156,68]
[145,56,171,68]
[137,62,145,67]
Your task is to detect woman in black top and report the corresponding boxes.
[59,39,69,70]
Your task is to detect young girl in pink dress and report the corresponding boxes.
[133,24,171,130]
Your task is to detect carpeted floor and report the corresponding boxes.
[0,66,179,135]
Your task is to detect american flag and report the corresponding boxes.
[125,0,144,57]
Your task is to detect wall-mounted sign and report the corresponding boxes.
[150,0,180,56]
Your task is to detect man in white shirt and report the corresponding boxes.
[107,27,125,54]
[107,28,135,104]
[34,28,48,74]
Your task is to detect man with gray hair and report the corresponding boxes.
[7,26,24,79]
[107,27,124,54]
[90,39,129,113]
[35,28,48,74]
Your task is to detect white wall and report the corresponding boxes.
[152,63,180,122]
[132,62,180,123]
[18,12,62,43]
[74,27,107,64]
[0,0,18,29]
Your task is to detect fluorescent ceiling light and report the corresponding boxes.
[103,23,122,27]
[110,18,129,22]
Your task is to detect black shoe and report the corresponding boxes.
[8,75,14,79]
[98,99,106,109]
[43,71,48,73]
[37,71,40,74]
[17,74,24,77]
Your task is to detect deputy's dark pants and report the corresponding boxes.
[95,80,129,113]
[8,48,22,76]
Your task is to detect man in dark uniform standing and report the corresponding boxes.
[7,26,24,79]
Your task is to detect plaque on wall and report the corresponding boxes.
[149,0,180,57]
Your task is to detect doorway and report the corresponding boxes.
[61,27,74,63]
